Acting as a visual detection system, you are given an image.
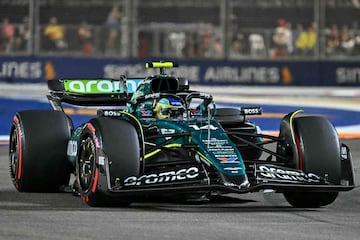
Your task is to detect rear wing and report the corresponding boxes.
[47,78,143,106]
[46,62,183,108]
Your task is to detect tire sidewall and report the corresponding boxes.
[283,116,341,207]
[9,110,73,192]
[294,116,341,184]
[75,118,141,206]
[75,123,101,206]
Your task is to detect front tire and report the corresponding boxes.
[76,117,140,207]
[284,192,338,208]
[283,116,341,208]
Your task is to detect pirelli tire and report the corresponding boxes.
[9,110,73,192]
[283,116,341,208]
[76,117,140,207]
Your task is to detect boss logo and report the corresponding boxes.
[103,110,122,117]
[241,107,262,115]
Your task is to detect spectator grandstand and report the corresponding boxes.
[0,0,359,60]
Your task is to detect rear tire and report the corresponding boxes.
[283,116,341,208]
[9,110,73,192]
[76,117,140,207]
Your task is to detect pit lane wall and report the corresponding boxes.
[0,56,360,87]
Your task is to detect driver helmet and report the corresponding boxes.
[155,98,184,119]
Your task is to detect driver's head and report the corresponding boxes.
[155,98,184,119]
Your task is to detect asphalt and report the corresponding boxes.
[1,140,359,240]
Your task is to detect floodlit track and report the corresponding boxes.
[1,84,360,239]
[0,140,359,240]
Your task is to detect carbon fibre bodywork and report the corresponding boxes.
[12,61,354,207]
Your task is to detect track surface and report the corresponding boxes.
[0,139,359,240]
[1,84,360,239]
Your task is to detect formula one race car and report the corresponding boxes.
[9,61,355,207]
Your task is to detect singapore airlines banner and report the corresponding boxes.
[0,56,359,86]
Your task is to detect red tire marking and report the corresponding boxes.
[91,168,99,193]
[86,123,96,134]
[16,123,23,180]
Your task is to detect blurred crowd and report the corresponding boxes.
[0,16,30,53]
[0,5,123,56]
[1,1,360,59]
[325,24,360,56]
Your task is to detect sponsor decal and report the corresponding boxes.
[341,145,349,160]
[141,110,152,116]
[256,164,322,183]
[240,107,262,115]
[199,92,212,99]
[98,156,105,166]
[168,98,183,107]
[102,110,122,117]
[160,128,176,135]
[189,124,218,131]
[336,67,360,84]
[144,92,160,100]
[218,157,238,162]
[67,140,78,157]
[125,79,143,93]
[224,167,242,174]
[281,66,293,84]
[160,128,176,140]
[123,167,200,186]
[202,138,239,163]
[204,66,280,84]
[0,61,42,79]
[64,79,125,94]
[44,61,56,80]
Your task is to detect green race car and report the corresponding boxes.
[9,61,355,207]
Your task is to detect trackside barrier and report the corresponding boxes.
[0,56,359,86]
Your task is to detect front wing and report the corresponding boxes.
[94,148,355,197]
